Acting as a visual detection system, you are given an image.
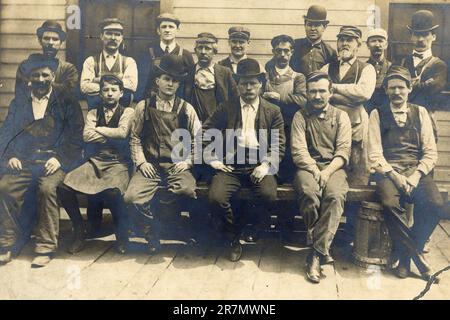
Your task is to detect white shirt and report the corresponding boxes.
[413,48,433,68]
[31,88,52,120]
[339,56,357,80]
[238,97,260,149]
[156,95,175,113]
[229,54,247,73]
[275,65,289,76]
[160,41,177,54]
[389,102,408,127]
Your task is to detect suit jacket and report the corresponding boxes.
[202,97,285,169]
[218,57,234,73]
[399,54,448,110]
[290,38,338,76]
[183,63,239,109]
[0,86,84,172]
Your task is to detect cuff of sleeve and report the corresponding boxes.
[333,152,349,167]
[417,164,430,177]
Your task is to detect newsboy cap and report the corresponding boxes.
[196,32,218,44]
[21,53,58,76]
[383,65,412,86]
[407,10,439,32]
[367,28,388,41]
[306,71,332,84]
[337,26,362,39]
[228,26,251,40]
[156,13,181,28]
[99,18,124,31]
[36,20,66,42]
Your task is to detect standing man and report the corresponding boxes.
[206,58,285,262]
[321,26,376,186]
[0,54,84,267]
[80,18,138,109]
[399,10,448,138]
[292,71,352,284]
[57,75,134,255]
[290,5,338,76]
[184,33,239,123]
[365,28,392,114]
[136,13,194,101]
[218,27,251,74]
[263,34,307,182]
[124,55,201,253]
[15,20,79,98]
[368,66,445,281]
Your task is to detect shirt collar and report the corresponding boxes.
[230,54,247,64]
[104,103,119,113]
[196,63,215,74]
[413,48,432,60]
[340,56,357,66]
[160,41,177,53]
[240,97,259,111]
[31,87,52,101]
[156,94,175,107]
[390,102,408,113]
[368,56,386,65]
[103,50,118,59]
[307,38,322,47]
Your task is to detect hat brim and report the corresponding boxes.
[154,65,188,81]
[36,27,66,41]
[233,72,266,82]
[407,24,439,32]
[337,32,360,39]
[304,16,329,24]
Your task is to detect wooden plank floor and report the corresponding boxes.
[1,216,449,300]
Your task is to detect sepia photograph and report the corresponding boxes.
[0,0,449,305]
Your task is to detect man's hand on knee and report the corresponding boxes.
[139,162,158,179]
[7,157,22,172]
[45,158,61,176]
[251,163,270,184]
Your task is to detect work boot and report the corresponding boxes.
[306,249,321,284]
[0,250,12,265]
[116,240,128,255]
[394,255,411,279]
[31,253,53,268]
[147,239,161,255]
[228,240,243,262]
[68,223,86,254]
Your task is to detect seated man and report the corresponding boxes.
[368,66,445,281]
[291,72,352,284]
[57,75,134,255]
[205,58,285,262]
[0,54,84,267]
[124,55,201,253]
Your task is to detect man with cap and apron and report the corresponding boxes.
[321,26,376,186]
[368,65,445,282]
[124,55,201,253]
[365,28,392,114]
[57,75,134,255]
[0,54,84,267]
[80,18,138,109]
[136,13,194,101]
[290,5,338,76]
[219,27,252,74]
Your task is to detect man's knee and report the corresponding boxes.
[123,190,137,205]
[258,184,277,203]
[38,180,59,199]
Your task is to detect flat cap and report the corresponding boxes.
[21,53,58,76]
[156,13,181,27]
[367,28,388,40]
[383,65,412,85]
[99,18,124,31]
[306,71,332,84]
[228,26,251,40]
[337,25,362,39]
[196,32,218,44]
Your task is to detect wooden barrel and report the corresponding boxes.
[352,201,392,269]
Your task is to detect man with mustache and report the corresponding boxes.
[136,13,194,101]
[205,58,285,262]
[81,18,138,109]
[321,26,376,186]
[15,20,79,98]
[291,71,352,283]
[290,5,338,76]
[398,10,447,140]
[365,28,392,114]
[219,27,251,74]
[368,66,445,281]
[0,54,84,267]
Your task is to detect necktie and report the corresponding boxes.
[165,46,170,54]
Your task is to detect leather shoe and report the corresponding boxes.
[228,241,242,262]
[68,224,86,254]
[0,251,12,265]
[306,250,321,284]
[394,265,410,279]
[31,254,53,268]
[116,241,128,255]
[147,239,161,254]
[244,229,259,243]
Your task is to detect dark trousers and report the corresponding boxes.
[376,173,444,270]
[57,185,129,243]
[0,166,65,254]
[293,169,348,256]
[208,167,278,243]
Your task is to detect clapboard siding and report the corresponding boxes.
[436,111,450,191]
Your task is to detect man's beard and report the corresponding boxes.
[43,47,57,57]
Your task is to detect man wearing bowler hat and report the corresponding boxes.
[368,66,445,281]
[136,13,195,101]
[290,5,338,76]
[124,55,201,253]
[399,10,448,139]
[321,26,376,186]
[219,27,252,74]
[365,28,392,114]
[15,20,79,98]
[205,58,285,262]
[80,18,138,109]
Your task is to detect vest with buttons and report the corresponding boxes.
[93,53,127,79]
[328,59,368,85]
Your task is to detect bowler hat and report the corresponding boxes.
[36,20,66,42]
[383,65,412,86]
[156,13,181,28]
[407,10,439,32]
[21,53,58,76]
[99,18,124,31]
[228,26,251,41]
[235,58,265,80]
[154,54,188,80]
[337,26,362,39]
[303,5,329,24]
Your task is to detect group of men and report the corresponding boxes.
[0,4,447,285]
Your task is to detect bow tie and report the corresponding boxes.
[105,54,116,59]
[413,52,424,59]
[311,43,321,49]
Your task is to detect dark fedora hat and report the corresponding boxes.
[303,5,329,24]
[21,53,58,76]
[154,54,188,80]
[36,20,66,42]
[235,58,265,81]
[407,10,439,32]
